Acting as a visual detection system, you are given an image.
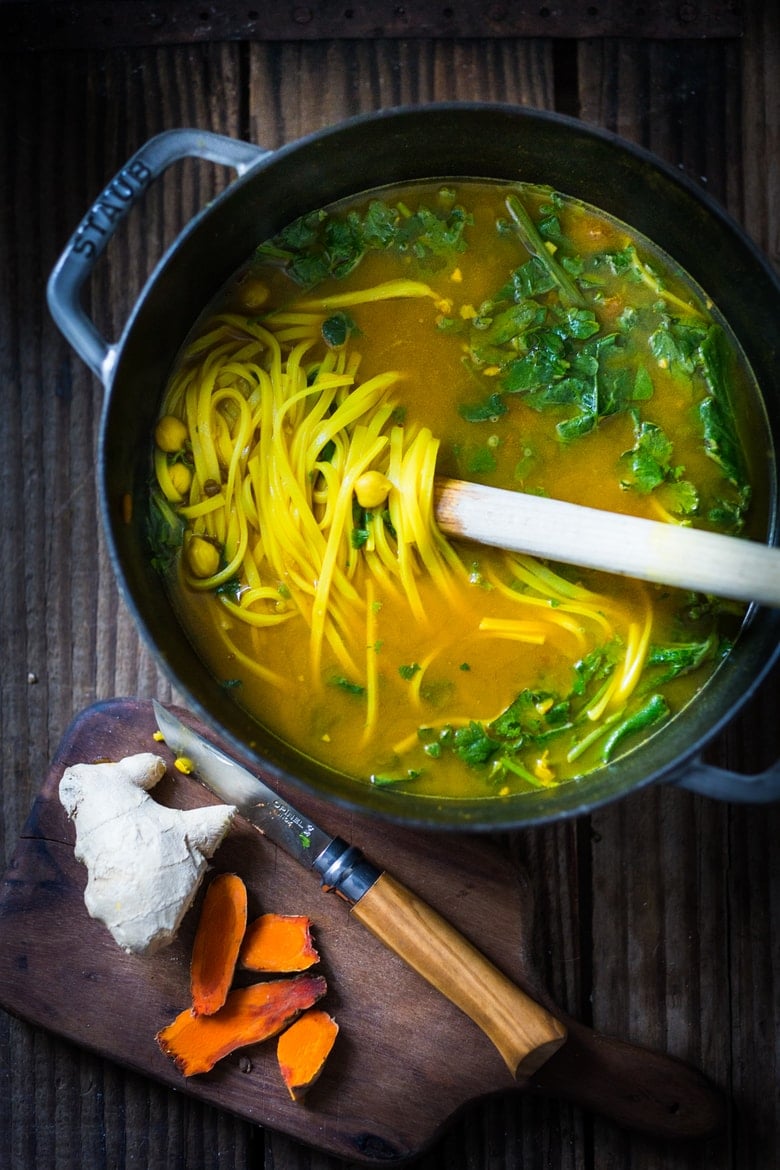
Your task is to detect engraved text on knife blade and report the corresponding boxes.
[247,797,331,861]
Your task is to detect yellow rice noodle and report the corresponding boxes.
[154,284,656,791]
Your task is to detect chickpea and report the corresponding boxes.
[239,277,270,310]
[354,470,392,510]
[168,462,192,499]
[186,535,220,579]
[155,415,188,454]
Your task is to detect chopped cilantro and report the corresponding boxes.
[641,636,718,689]
[453,721,499,765]
[148,488,186,574]
[662,480,700,516]
[505,193,586,308]
[503,330,568,394]
[648,317,707,375]
[514,446,536,480]
[215,575,242,603]
[699,396,745,490]
[708,490,751,532]
[505,257,557,300]
[491,689,570,741]
[458,391,508,423]
[317,438,336,464]
[370,769,423,787]
[572,643,622,696]
[618,414,701,512]
[321,311,358,349]
[258,193,474,287]
[554,306,601,340]
[620,418,675,494]
[330,676,365,695]
[633,365,654,400]
[351,502,372,549]
[465,446,498,475]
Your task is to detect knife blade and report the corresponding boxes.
[153,700,566,1077]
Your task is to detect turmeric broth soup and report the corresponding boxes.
[148,181,768,799]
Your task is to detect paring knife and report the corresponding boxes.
[153,700,566,1077]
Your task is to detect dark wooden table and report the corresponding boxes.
[1,3,778,1168]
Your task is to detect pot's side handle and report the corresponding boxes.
[47,128,269,384]
[673,756,780,803]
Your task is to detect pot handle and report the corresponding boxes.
[673,756,780,803]
[47,128,269,383]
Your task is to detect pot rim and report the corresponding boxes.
[91,103,780,829]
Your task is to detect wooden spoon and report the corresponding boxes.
[434,477,780,608]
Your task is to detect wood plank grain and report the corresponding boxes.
[1,10,778,1170]
[721,674,780,1169]
[0,0,746,53]
[740,0,780,269]
[0,42,258,1170]
[248,36,555,149]
[578,22,780,1170]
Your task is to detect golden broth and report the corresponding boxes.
[149,181,765,798]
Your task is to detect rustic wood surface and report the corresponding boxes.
[0,699,728,1164]
[0,3,778,1168]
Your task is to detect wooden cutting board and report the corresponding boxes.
[0,698,724,1163]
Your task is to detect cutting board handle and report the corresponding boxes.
[529,1015,725,1139]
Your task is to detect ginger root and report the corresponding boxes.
[59,752,237,955]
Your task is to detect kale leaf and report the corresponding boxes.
[600,693,670,762]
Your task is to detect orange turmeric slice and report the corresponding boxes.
[240,913,319,972]
[277,1008,339,1101]
[190,873,248,1015]
[156,973,327,1076]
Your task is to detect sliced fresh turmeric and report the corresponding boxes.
[277,1009,339,1101]
[156,973,327,1076]
[240,913,319,972]
[190,873,248,1015]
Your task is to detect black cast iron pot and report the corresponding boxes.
[48,104,780,828]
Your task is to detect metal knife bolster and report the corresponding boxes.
[313,837,382,904]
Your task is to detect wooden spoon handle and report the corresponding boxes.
[434,477,780,608]
[528,1015,726,1139]
[351,872,567,1077]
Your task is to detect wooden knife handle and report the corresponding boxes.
[351,871,567,1077]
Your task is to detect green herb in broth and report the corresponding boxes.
[434,193,751,531]
[148,180,763,799]
[256,189,472,285]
